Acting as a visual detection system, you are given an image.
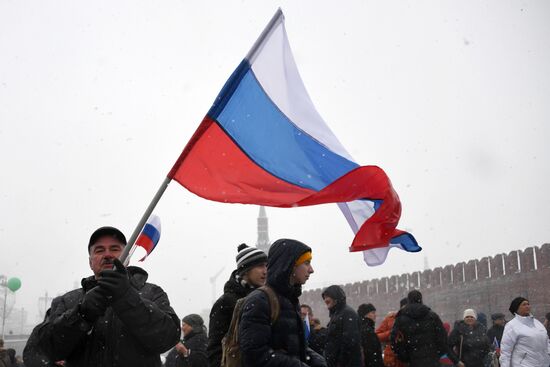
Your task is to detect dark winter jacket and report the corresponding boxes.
[486,323,505,347]
[322,285,362,367]
[391,303,454,367]
[207,270,255,367]
[166,327,208,367]
[23,267,180,367]
[358,317,383,367]
[448,321,490,367]
[0,349,10,367]
[239,239,326,367]
[309,327,328,356]
[6,349,16,367]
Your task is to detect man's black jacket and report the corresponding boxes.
[391,303,453,367]
[24,267,180,367]
[322,285,362,367]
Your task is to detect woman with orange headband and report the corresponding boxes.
[238,238,326,367]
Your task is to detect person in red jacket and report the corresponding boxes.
[375,298,408,367]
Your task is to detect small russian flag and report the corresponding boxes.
[304,312,311,341]
[492,336,500,352]
[439,354,453,365]
[135,214,161,261]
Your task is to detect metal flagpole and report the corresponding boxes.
[119,9,286,266]
[119,176,172,266]
[245,8,284,63]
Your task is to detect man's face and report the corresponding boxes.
[494,318,505,326]
[181,322,193,337]
[291,260,314,285]
[89,235,124,278]
[244,262,267,287]
[323,296,336,310]
[300,306,312,320]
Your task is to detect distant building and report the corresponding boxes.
[256,206,271,253]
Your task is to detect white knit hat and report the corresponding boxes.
[463,308,477,319]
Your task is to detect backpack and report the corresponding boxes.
[220,285,280,367]
[391,314,411,364]
[391,329,410,362]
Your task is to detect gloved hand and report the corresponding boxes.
[97,258,131,301]
[79,286,109,322]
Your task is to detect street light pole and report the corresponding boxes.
[1,278,7,339]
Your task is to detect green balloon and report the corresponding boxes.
[7,277,21,292]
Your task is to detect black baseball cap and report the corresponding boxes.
[88,226,127,251]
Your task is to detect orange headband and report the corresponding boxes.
[295,251,312,266]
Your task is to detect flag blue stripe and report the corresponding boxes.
[213,65,358,191]
[142,223,160,245]
[390,233,421,252]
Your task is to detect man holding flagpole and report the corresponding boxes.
[23,226,181,366]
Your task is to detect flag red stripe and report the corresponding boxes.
[135,235,155,254]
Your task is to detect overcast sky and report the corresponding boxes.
[1,0,549,325]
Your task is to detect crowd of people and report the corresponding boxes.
[0,338,23,367]
[301,292,550,367]
[15,226,550,367]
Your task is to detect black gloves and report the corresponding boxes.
[78,259,132,323]
[97,258,131,301]
[79,286,109,323]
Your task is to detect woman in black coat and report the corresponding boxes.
[357,304,383,367]
[238,238,326,367]
[448,309,490,367]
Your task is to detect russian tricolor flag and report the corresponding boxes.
[304,312,311,342]
[439,354,454,365]
[168,9,420,265]
[135,214,161,261]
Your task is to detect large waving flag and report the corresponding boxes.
[168,9,420,265]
